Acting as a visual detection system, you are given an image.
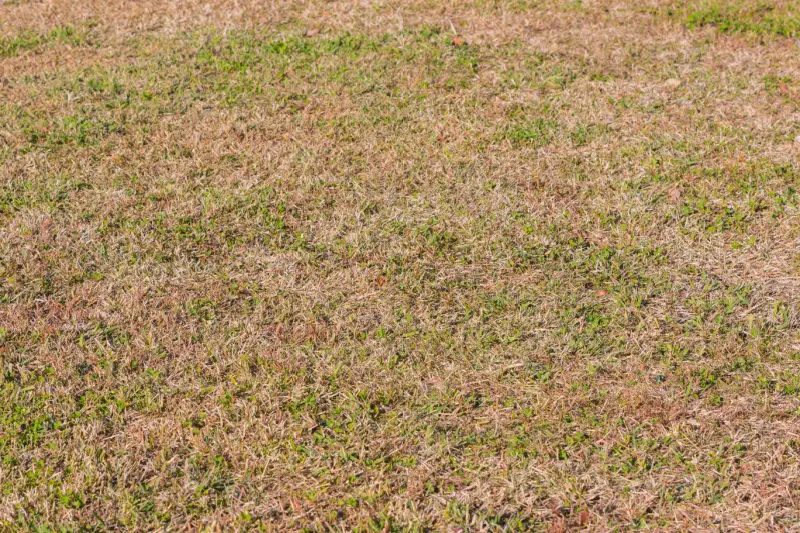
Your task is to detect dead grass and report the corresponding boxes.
[1,0,800,531]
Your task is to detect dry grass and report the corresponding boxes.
[1,0,800,531]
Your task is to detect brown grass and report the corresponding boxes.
[1,0,799,531]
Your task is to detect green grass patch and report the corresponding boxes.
[685,1,800,37]
[0,26,89,58]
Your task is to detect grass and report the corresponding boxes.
[1,0,800,531]
[0,25,89,58]
[684,1,800,37]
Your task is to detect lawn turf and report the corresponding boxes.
[1,0,800,530]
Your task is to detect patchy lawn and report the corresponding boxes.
[1,0,799,531]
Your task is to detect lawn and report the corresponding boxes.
[1,0,799,530]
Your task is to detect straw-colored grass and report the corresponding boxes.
[1,0,799,530]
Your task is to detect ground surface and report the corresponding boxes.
[1,0,800,531]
